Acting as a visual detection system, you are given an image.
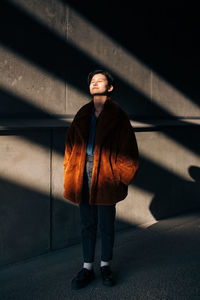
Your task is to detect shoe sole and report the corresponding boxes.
[71,276,95,290]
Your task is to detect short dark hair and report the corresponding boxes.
[87,69,115,89]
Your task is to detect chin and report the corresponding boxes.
[91,91,108,96]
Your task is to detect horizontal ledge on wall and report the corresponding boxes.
[0,117,200,131]
[131,118,200,129]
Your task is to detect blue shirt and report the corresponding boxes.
[86,107,99,155]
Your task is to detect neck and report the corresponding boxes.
[93,95,108,112]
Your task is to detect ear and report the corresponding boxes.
[108,85,114,93]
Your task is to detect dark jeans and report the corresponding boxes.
[79,154,116,263]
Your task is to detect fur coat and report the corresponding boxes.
[63,97,139,205]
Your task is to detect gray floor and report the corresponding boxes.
[0,213,200,300]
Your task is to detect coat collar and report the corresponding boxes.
[74,97,121,144]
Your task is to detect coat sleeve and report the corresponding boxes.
[63,123,75,170]
[116,118,139,185]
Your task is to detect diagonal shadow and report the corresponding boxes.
[62,0,200,108]
[0,0,98,96]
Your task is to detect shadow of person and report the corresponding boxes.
[188,165,200,204]
[149,165,200,221]
[188,165,200,183]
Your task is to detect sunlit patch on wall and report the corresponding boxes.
[0,135,50,195]
[116,185,156,228]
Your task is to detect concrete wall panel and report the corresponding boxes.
[0,0,67,117]
[0,130,51,266]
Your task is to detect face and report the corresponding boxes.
[89,73,113,96]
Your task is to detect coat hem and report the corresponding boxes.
[63,194,127,206]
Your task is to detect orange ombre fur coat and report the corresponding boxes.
[63,97,139,205]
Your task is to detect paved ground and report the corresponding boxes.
[0,212,200,300]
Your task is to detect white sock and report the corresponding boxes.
[100,260,110,267]
[83,262,93,270]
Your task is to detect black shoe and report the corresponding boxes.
[71,268,95,290]
[100,266,115,287]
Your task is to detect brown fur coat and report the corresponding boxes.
[63,97,139,205]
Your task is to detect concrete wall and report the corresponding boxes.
[0,0,200,266]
